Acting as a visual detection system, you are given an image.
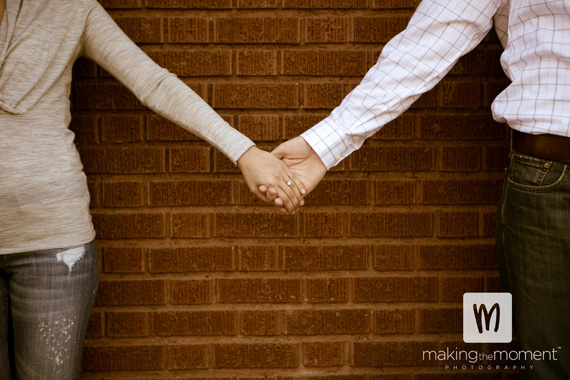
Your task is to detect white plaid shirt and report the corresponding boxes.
[302,0,570,169]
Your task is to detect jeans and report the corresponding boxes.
[0,241,98,380]
[496,150,570,379]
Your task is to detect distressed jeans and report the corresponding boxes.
[496,150,570,379]
[0,241,98,380]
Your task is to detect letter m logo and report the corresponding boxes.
[473,303,500,333]
[463,293,512,343]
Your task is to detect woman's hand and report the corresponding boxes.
[237,146,306,213]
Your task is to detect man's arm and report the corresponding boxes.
[272,0,502,194]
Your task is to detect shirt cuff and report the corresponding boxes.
[301,117,351,170]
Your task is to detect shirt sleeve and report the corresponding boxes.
[301,0,503,169]
[80,2,254,165]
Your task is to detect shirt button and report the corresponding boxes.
[336,156,341,161]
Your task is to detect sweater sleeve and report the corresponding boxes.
[80,2,254,165]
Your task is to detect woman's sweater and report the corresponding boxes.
[0,0,254,254]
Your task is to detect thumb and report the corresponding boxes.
[271,142,286,159]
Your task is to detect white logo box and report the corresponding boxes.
[463,292,512,343]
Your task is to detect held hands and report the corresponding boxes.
[237,146,306,214]
[259,137,328,212]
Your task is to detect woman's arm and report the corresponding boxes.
[80,1,305,212]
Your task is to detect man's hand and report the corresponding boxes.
[259,137,327,210]
[237,146,305,214]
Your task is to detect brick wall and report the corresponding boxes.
[73,1,514,379]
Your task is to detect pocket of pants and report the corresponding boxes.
[506,151,569,193]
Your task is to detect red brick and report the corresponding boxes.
[213,343,298,368]
[86,312,104,339]
[241,311,281,335]
[283,245,368,271]
[92,213,165,239]
[369,376,413,380]
[353,17,410,43]
[238,246,280,271]
[169,146,211,173]
[236,115,280,141]
[373,245,414,271]
[375,180,416,205]
[417,374,501,380]
[171,280,211,304]
[419,114,504,140]
[285,309,369,335]
[372,0,415,8]
[421,179,502,205]
[486,79,511,106]
[214,18,299,44]
[439,80,482,108]
[170,213,210,238]
[73,57,97,77]
[114,17,163,43]
[147,50,231,76]
[485,145,509,171]
[152,311,236,336]
[439,146,481,171]
[373,309,414,334]
[100,115,142,142]
[348,212,433,237]
[304,179,369,205]
[304,342,344,367]
[354,277,437,302]
[303,212,344,237]
[305,18,348,43]
[237,51,278,76]
[80,147,165,174]
[418,308,462,333]
[286,0,366,7]
[146,115,201,141]
[87,180,100,208]
[440,277,484,302]
[282,50,368,76]
[215,213,298,238]
[370,114,415,140]
[148,180,232,206]
[149,247,232,273]
[102,181,144,207]
[82,345,164,372]
[482,211,497,237]
[304,83,347,109]
[449,48,504,76]
[237,0,279,8]
[486,276,504,292]
[352,341,438,367]
[349,146,434,171]
[102,247,145,273]
[283,114,328,138]
[95,280,166,306]
[213,149,241,173]
[69,115,98,143]
[107,312,148,337]
[307,278,348,303]
[102,0,141,8]
[213,83,299,109]
[437,211,478,238]
[418,245,498,270]
[168,345,209,370]
[168,18,209,43]
[148,0,230,8]
[218,279,301,303]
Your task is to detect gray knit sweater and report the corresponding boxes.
[0,0,254,254]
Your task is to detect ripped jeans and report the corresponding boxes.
[0,241,98,380]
